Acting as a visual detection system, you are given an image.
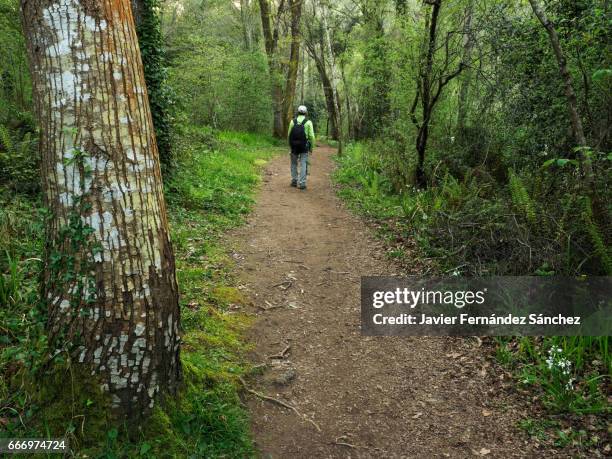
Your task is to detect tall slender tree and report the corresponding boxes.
[283,0,303,132]
[258,0,286,137]
[304,0,338,139]
[320,0,343,153]
[528,0,594,186]
[410,0,464,187]
[456,0,474,133]
[239,0,255,51]
[20,0,181,418]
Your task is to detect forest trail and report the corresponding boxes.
[231,146,544,458]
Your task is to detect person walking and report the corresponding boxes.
[287,105,315,190]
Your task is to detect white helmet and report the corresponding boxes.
[297,105,308,114]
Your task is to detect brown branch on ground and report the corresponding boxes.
[257,301,283,311]
[271,280,293,290]
[333,436,360,448]
[268,344,291,359]
[238,377,321,432]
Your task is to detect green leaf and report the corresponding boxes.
[592,68,612,82]
[139,442,152,456]
[107,428,118,440]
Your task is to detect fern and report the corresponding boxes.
[0,124,14,155]
[0,124,39,193]
[508,170,536,223]
[581,196,612,274]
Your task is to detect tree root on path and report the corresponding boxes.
[257,301,283,311]
[268,344,291,359]
[333,436,360,449]
[271,280,293,290]
[238,376,321,432]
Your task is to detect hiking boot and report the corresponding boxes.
[298,184,306,190]
[290,181,297,187]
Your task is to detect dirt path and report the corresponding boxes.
[231,146,547,458]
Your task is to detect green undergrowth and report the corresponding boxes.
[0,128,282,457]
[333,141,610,451]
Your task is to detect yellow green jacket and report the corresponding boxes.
[287,115,315,150]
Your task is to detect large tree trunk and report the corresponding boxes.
[283,0,303,134]
[21,0,181,418]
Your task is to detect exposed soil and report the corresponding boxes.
[230,146,559,458]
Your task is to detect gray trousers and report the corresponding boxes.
[290,151,309,186]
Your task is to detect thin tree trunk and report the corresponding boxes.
[320,0,342,153]
[258,0,274,56]
[340,62,352,139]
[240,0,253,51]
[283,0,303,134]
[300,46,305,103]
[130,0,144,26]
[312,52,338,139]
[415,0,441,186]
[410,0,463,187]
[457,0,474,132]
[21,0,180,418]
[258,0,286,138]
[528,0,594,185]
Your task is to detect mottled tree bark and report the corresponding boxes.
[20,0,181,418]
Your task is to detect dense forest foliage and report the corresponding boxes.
[0,0,610,456]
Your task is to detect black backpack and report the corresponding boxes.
[289,117,308,152]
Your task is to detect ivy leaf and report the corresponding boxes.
[139,442,152,456]
[592,68,612,82]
